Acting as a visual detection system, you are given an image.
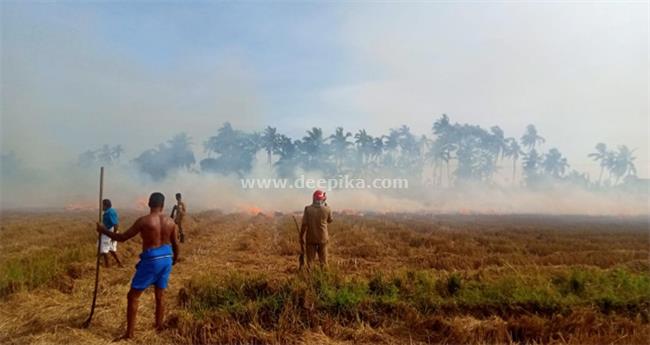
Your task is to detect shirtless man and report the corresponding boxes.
[96,192,179,339]
[170,193,187,243]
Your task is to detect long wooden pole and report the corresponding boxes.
[292,215,304,269]
[83,166,103,328]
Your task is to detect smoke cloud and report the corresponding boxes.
[1,149,647,216]
[1,2,647,215]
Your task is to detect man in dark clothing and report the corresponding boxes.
[300,190,333,268]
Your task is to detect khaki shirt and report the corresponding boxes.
[174,201,186,225]
[301,203,333,244]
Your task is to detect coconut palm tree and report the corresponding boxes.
[382,129,401,168]
[610,145,637,184]
[274,134,299,177]
[503,138,523,185]
[523,149,542,186]
[521,124,545,152]
[542,148,569,178]
[371,136,385,163]
[167,133,196,170]
[474,126,506,181]
[428,140,453,187]
[274,135,295,159]
[488,126,506,163]
[135,133,196,180]
[201,123,257,176]
[299,127,331,173]
[329,127,352,173]
[431,115,456,186]
[302,128,326,155]
[354,129,374,165]
[588,143,611,186]
[432,114,452,138]
[396,125,420,172]
[261,126,281,168]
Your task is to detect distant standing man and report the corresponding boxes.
[300,190,333,269]
[171,193,187,243]
[100,199,123,268]
[96,192,180,340]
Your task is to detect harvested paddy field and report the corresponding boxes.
[1,211,648,344]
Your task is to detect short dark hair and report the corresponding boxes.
[175,193,182,199]
[102,199,112,208]
[148,192,165,208]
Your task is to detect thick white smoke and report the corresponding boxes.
[1,154,647,216]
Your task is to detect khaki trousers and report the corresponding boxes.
[305,243,328,267]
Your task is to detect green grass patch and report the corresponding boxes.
[182,267,650,326]
[0,245,95,297]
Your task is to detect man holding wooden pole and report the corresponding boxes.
[96,192,180,339]
[99,199,123,268]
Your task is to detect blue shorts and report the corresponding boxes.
[131,244,173,291]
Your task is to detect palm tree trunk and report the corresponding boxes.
[447,161,451,187]
[431,163,436,187]
[597,166,603,187]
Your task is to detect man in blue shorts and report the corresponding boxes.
[97,192,179,339]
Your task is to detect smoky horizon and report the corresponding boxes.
[0,2,648,214]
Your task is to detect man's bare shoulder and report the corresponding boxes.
[137,214,155,223]
[131,215,149,225]
[139,214,166,227]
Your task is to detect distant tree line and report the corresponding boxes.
[78,145,124,167]
[76,115,640,190]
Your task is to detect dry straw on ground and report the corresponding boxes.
[0,211,648,344]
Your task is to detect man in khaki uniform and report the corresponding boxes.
[171,193,187,243]
[300,190,333,268]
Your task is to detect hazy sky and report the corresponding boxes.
[1,2,648,177]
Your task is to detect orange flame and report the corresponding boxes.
[135,196,148,210]
[236,204,264,215]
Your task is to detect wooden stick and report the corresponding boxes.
[82,166,103,328]
[292,215,305,269]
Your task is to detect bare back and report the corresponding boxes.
[136,212,177,251]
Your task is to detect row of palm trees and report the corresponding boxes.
[78,115,638,189]
[588,143,638,186]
